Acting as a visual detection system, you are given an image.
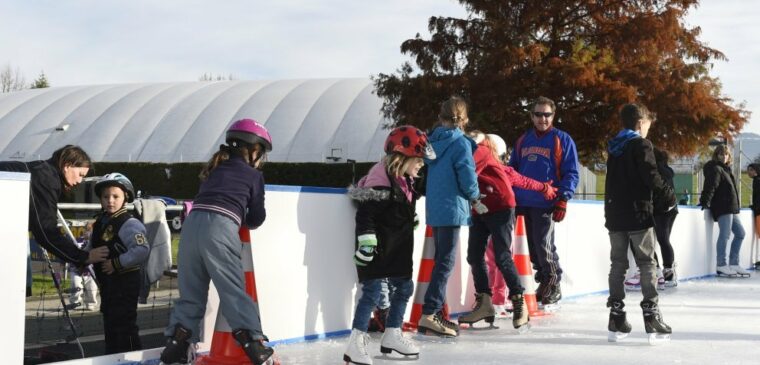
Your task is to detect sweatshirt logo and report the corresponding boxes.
[520,146,551,159]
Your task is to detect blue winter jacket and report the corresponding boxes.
[509,127,580,208]
[424,126,480,226]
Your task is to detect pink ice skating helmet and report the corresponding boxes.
[226,118,273,152]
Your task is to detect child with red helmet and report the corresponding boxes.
[160,119,276,365]
[343,125,434,365]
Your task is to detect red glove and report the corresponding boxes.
[552,199,567,222]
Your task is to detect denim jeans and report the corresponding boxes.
[608,228,659,303]
[422,226,460,315]
[716,213,745,266]
[351,277,413,331]
[468,209,523,296]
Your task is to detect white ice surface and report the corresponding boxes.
[270,274,760,365]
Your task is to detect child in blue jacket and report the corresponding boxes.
[417,96,483,337]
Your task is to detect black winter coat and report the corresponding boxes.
[700,160,740,221]
[752,176,760,217]
[605,137,675,231]
[653,150,678,215]
[0,159,90,264]
[348,165,418,282]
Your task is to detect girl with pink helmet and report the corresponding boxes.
[160,119,276,365]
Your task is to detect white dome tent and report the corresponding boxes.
[0,78,391,163]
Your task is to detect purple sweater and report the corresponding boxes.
[193,155,266,228]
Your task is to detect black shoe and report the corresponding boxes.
[367,307,389,332]
[160,324,191,364]
[232,329,274,365]
[542,284,562,305]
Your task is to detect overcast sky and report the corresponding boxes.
[1,1,757,134]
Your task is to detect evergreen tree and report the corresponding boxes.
[30,71,49,89]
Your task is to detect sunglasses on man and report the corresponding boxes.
[532,112,554,118]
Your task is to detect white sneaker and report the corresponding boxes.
[730,265,751,276]
[380,327,419,356]
[493,304,510,319]
[344,329,372,365]
[716,265,737,276]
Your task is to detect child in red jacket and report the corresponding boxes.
[458,131,556,330]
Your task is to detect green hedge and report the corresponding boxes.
[82,161,376,199]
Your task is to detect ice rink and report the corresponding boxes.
[270,274,760,365]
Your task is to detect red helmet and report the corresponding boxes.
[384,125,435,159]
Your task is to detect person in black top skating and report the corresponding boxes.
[604,103,674,344]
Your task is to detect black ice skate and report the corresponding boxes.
[641,300,671,345]
[160,324,194,365]
[232,329,278,365]
[606,300,631,342]
[540,284,562,312]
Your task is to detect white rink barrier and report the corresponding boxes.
[0,172,31,364]
[3,184,752,364]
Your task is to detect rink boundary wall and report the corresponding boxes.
[2,183,753,365]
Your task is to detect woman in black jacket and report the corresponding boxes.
[699,145,748,277]
[0,145,109,293]
[653,148,678,286]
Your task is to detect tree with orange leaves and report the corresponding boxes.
[374,0,749,164]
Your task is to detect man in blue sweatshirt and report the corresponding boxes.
[509,96,579,306]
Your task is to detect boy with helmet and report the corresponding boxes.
[92,172,150,354]
[161,119,276,365]
[343,125,434,364]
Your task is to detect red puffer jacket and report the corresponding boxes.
[472,143,546,214]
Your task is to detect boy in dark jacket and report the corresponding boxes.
[604,103,675,343]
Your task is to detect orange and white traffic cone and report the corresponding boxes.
[403,225,451,331]
[513,215,546,317]
[196,227,279,365]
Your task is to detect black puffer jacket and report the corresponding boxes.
[700,160,740,221]
[605,134,675,231]
[348,162,418,282]
[0,159,89,264]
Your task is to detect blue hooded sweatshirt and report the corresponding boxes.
[607,129,640,157]
[424,126,480,226]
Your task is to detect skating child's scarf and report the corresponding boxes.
[607,129,640,157]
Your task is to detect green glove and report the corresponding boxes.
[354,234,377,267]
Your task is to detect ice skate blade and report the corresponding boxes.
[415,332,457,343]
[607,331,629,342]
[648,333,671,345]
[459,322,499,330]
[515,323,531,334]
[540,303,561,312]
